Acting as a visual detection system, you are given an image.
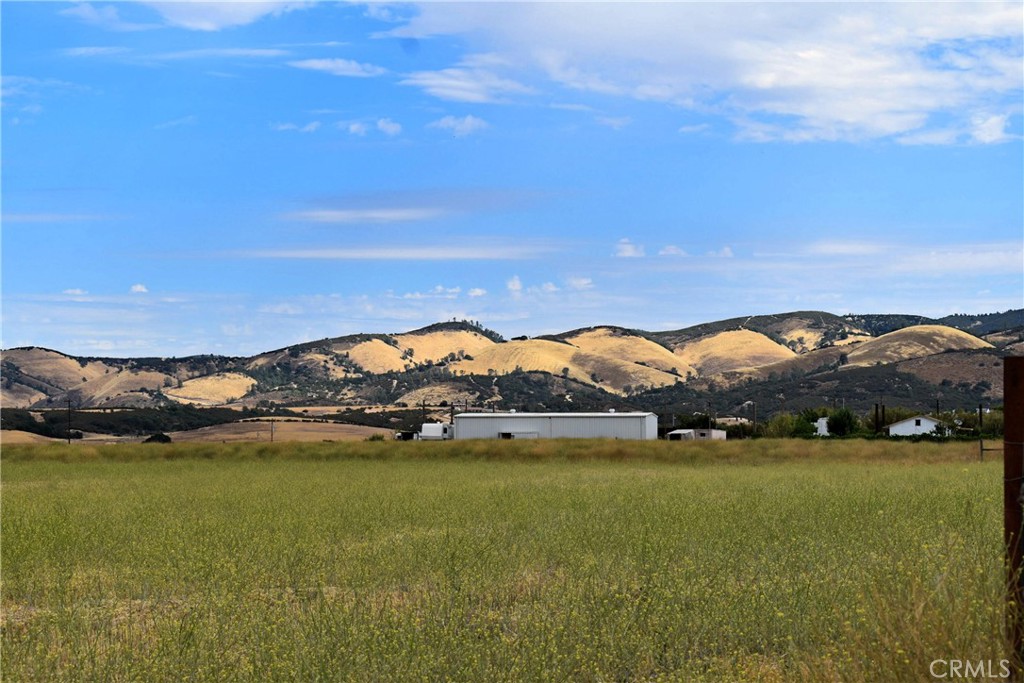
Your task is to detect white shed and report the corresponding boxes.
[667,428,726,441]
[453,412,657,440]
[887,415,944,437]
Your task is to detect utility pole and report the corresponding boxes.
[1004,357,1024,666]
[66,397,72,445]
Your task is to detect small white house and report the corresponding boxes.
[887,415,944,437]
[667,428,727,441]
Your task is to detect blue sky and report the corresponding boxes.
[2,1,1022,357]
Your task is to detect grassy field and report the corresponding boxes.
[1,439,1014,681]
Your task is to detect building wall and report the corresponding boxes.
[453,413,657,440]
[889,417,940,436]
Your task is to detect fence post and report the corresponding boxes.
[1005,357,1024,669]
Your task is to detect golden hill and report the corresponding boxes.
[345,339,410,374]
[845,325,992,367]
[393,329,497,365]
[450,339,680,395]
[564,328,695,377]
[2,347,111,388]
[672,330,796,377]
[163,373,256,406]
[0,348,175,408]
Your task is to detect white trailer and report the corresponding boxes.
[452,412,657,440]
[416,422,455,440]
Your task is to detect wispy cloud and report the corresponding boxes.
[283,208,446,224]
[377,118,402,136]
[392,3,1023,144]
[596,116,631,130]
[288,58,387,78]
[566,277,594,291]
[428,115,489,137]
[506,275,523,298]
[468,288,487,298]
[62,46,132,58]
[237,244,553,260]
[60,3,160,32]
[130,283,149,293]
[273,121,321,133]
[658,245,688,256]
[615,238,645,258]
[155,48,289,60]
[154,115,197,130]
[402,57,535,103]
[141,2,308,32]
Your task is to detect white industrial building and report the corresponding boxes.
[446,411,658,440]
[887,415,944,437]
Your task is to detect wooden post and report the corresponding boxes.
[1005,357,1024,667]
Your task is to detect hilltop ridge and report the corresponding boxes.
[2,309,1020,416]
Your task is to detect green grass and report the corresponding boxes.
[1,440,1014,681]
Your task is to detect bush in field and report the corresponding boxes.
[827,407,859,436]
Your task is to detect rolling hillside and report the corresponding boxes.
[2,311,1019,417]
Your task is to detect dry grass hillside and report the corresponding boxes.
[393,330,496,365]
[1,348,112,387]
[345,339,409,374]
[450,339,680,395]
[163,373,256,406]
[673,330,796,377]
[564,328,694,377]
[845,325,992,367]
[397,383,484,407]
[78,370,174,406]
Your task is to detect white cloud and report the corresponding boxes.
[596,116,631,130]
[401,59,535,103]
[143,2,307,31]
[377,118,402,136]
[154,115,197,130]
[238,244,552,260]
[130,284,149,293]
[615,238,644,258]
[468,288,487,297]
[62,46,132,57]
[62,288,88,296]
[289,58,387,78]
[708,246,734,258]
[403,285,462,300]
[566,277,594,291]
[346,121,369,136]
[659,245,688,256]
[506,275,523,297]
[428,115,489,137]
[155,48,288,60]
[60,3,159,31]
[274,121,320,133]
[971,114,1010,143]
[283,208,445,223]
[805,241,883,256]
[259,303,302,315]
[678,124,710,135]
[390,3,1023,144]
[541,282,560,293]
